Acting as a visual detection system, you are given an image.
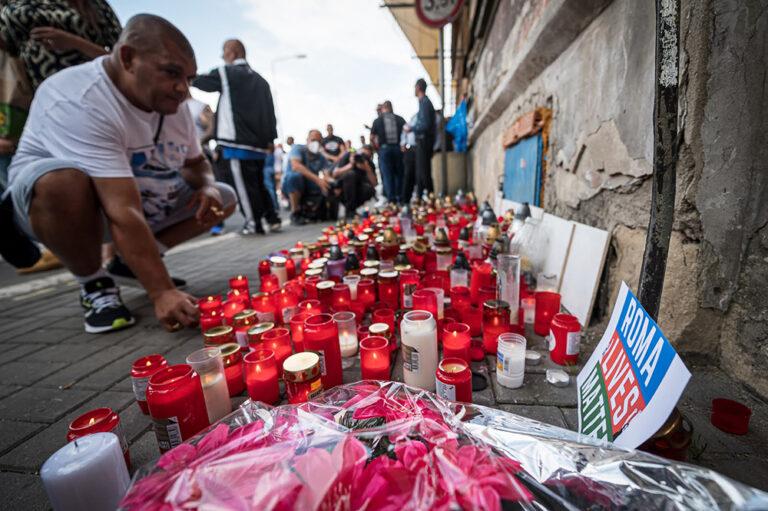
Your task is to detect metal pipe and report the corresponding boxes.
[638,0,680,320]
[438,26,448,196]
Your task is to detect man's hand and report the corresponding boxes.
[153,289,199,332]
[0,138,16,155]
[30,27,81,52]
[314,175,330,194]
[187,185,224,225]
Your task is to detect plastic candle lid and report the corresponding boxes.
[269,256,287,266]
[316,280,336,291]
[283,352,321,383]
[368,323,390,335]
[525,351,542,365]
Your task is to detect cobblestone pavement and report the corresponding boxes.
[0,224,766,509]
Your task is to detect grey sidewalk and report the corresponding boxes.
[0,224,766,510]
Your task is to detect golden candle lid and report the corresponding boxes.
[378,270,398,280]
[306,242,318,252]
[305,268,323,277]
[394,264,412,272]
[436,245,453,255]
[363,228,374,236]
[219,343,242,365]
[411,240,428,254]
[483,299,510,310]
[247,322,275,337]
[434,227,449,245]
[289,247,303,256]
[439,358,469,373]
[357,234,370,243]
[203,325,233,339]
[233,309,258,322]
[486,225,501,243]
[381,227,398,245]
[283,351,321,383]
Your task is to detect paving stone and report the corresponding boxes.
[128,430,161,476]
[56,324,142,345]
[0,361,68,386]
[23,342,104,363]
[695,456,768,492]
[560,407,579,431]
[0,344,38,366]
[0,420,46,455]
[521,349,582,375]
[0,472,49,511]
[0,387,96,423]
[118,399,153,443]
[1,325,80,345]
[0,385,22,400]
[111,376,133,393]
[35,344,140,389]
[76,348,160,391]
[0,391,134,471]
[491,372,577,407]
[496,405,568,428]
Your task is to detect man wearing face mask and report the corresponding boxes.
[281,129,330,225]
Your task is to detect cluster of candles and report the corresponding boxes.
[43,194,585,509]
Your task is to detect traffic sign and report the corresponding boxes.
[415,0,464,28]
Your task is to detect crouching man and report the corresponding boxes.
[0,14,236,333]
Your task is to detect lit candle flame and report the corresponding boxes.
[237,274,243,280]
[146,360,152,367]
[88,418,96,426]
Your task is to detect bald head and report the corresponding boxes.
[117,14,194,59]
[223,39,246,64]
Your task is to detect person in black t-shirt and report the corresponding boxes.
[371,100,406,204]
[321,124,346,165]
[332,145,377,218]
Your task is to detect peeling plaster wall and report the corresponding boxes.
[467,0,768,397]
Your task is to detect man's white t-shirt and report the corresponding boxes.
[9,57,202,225]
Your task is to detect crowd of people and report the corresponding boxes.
[0,4,444,335]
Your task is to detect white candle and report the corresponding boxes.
[343,275,360,300]
[496,333,526,389]
[400,311,438,391]
[187,347,232,424]
[339,332,358,358]
[270,256,288,286]
[41,432,130,511]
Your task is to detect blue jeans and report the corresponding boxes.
[378,145,404,203]
[263,163,278,211]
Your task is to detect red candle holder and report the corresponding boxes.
[412,289,438,320]
[250,292,277,323]
[284,278,304,300]
[303,313,343,389]
[442,323,471,364]
[377,271,399,309]
[203,325,235,347]
[331,284,352,312]
[232,309,259,347]
[549,313,581,365]
[357,278,377,311]
[146,364,209,453]
[227,288,250,306]
[435,358,472,403]
[261,327,293,377]
[67,407,130,468]
[534,291,561,336]
[478,285,497,304]
[357,323,370,342]
[482,300,511,354]
[220,343,245,396]
[304,275,322,299]
[469,261,493,302]
[372,308,395,336]
[283,352,323,404]
[229,275,250,297]
[198,295,222,316]
[298,299,322,317]
[222,300,246,325]
[450,286,471,311]
[274,288,299,324]
[349,301,366,322]
[260,273,280,294]
[244,349,280,405]
[315,280,336,312]
[399,268,420,309]
[131,354,168,414]
[246,322,275,349]
[290,312,311,353]
[258,258,271,277]
[200,313,223,333]
[360,336,391,380]
[422,272,444,290]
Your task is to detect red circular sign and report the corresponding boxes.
[415,0,464,28]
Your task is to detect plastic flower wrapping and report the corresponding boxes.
[121,381,768,510]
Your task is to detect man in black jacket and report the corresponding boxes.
[193,39,280,235]
[406,78,435,198]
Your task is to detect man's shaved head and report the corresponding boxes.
[222,39,246,64]
[105,14,196,115]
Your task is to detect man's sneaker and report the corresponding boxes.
[106,256,187,288]
[268,220,282,233]
[210,224,224,236]
[290,212,308,226]
[80,277,135,334]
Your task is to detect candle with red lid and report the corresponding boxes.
[220,343,245,396]
[482,300,511,354]
[289,312,311,352]
[331,284,352,312]
[228,275,250,297]
[244,349,280,405]
[232,309,258,347]
[360,336,391,380]
[131,354,168,414]
[303,313,343,388]
[469,261,493,302]
[246,322,274,349]
[222,300,246,325]
[67,407,130,468]
[261,327,293,376]
[146,364,209,453]
[435,358,472,403]
[251,292,277,323]
[442,323,471,364]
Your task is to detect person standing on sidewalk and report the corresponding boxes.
[193,39,281,235]
[406,78,436,198]
[371,100,405,204]
[400,113,418,204]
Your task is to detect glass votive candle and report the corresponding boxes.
[399,268,420,309]
[425,287,445,320]
[496,333,527,389]
[360,336,391,380]
[357,278,377,311]
[260,273,280,294]
[482,300,511,354]
[450,285,471,311]
[315,280,336,312]
[333,311,358,362]
[332,284,352,312]
[303,313,343,388]
[349,300,366,322]
[131,354,167,415]
[283,352,323,404]
[198,294,222,316]
[203,325,235,347]
[226,288,250,306]
[251,292,277,323]
[469,260,493,302]
[522,297,536,324]
[460,305,482,338]
[377,270,400,309]
[442,322,471,364]
[246,321,274,350]
[412,289,438,320]
[289,312,311,353]
[67,407,130,469]
[229,275,250,297]
[244,349,280,405]
[298,299,322,317]
[222,300,246,325]
[537,273,559,292]
[146,364,209,453]
[232,309,258,347]
[220,343,245,396]
[450,268,469,289]
[186,347,232,424]
[371,308,395,335]
[269,255,288,286]
[498,254,521,314]
[343,275,361,299]
[435,247,453,271]
[200,312,223,333]
[435,358,472,403]
[304,275,322,299]
[260,327,293,376]
[534,291,561,336]
[274,288,299,324]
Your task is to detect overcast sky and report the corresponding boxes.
[110,0,440,146]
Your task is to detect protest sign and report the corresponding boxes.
[577,282,691,448]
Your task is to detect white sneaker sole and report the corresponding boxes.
[84,316,136,334]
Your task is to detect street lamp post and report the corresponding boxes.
[270,54,307,142]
